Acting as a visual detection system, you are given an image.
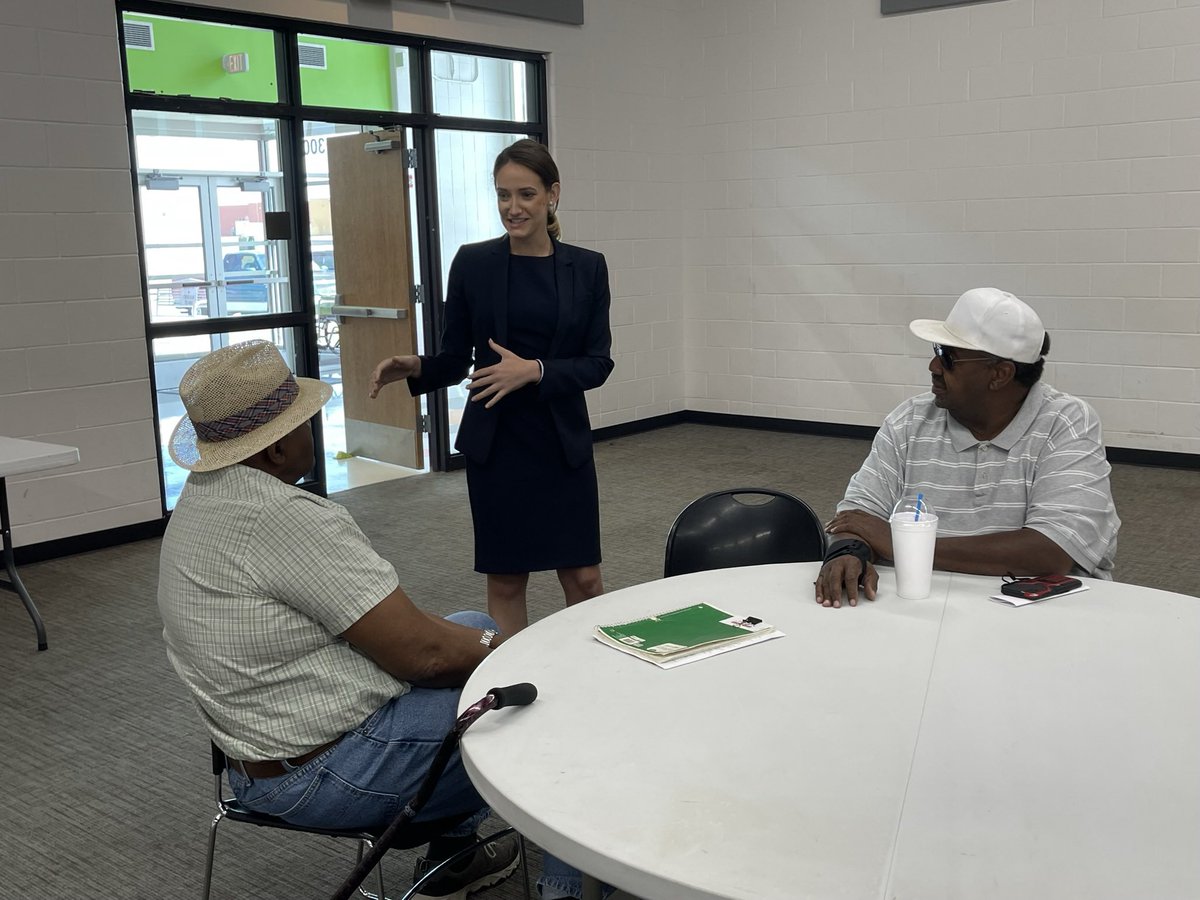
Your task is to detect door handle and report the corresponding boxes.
[331,305,407,320]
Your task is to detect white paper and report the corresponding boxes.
[988,585,1090,607]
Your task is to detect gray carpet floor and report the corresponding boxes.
[2,423,1197,899]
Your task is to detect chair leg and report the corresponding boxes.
[518,834,531,899]
[350,844,388,900]
[201,810,226,900]
[201,808,389,899]
[582,874,604,900]
[353,839,387,900]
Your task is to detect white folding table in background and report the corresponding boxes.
[0,437,81,651]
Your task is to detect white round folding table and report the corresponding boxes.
[461,562,1200,900]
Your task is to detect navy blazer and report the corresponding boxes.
[408,236,614,468]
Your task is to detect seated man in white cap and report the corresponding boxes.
[814,288,1120,608]
[157,340,519,897]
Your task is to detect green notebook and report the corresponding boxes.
[593,602,782,669]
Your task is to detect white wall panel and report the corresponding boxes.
[682,0,1200,453]
[4,0,1199,550]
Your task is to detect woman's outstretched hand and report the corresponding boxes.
[468,339,541,409]
[368,355,420,399]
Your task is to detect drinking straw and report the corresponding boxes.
[914,493,924,522]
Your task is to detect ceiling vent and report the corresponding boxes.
[123,19,154,50]
[298,42,327,69]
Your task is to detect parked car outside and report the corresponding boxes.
[174,251,273,316]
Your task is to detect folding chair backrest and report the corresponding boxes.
[664,487,826,578]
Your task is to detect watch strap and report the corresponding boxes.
[823,538,872,586]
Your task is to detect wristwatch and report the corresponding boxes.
[479,629,498,648]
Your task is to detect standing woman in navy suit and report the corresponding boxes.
[369,140,614,636]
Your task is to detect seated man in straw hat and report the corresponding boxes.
[157,340,519,898]
[814,288,1120,608]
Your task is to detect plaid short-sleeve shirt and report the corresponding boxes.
[157,464,406,760]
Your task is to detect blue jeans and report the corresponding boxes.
[538,854,596,899]
[227,610,593,897]
[226,611,494,838]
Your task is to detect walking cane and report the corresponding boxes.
[329,683,537,900]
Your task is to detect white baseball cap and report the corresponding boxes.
[909,288,1046,365]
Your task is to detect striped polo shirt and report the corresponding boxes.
[838,381,1119,579]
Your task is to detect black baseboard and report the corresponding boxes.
[592,411,687,442]
[593,410,878,444]
[682,411,879,442]
[594,409,1200,470]
[13,518,167,566]
[1105,446,1200,470]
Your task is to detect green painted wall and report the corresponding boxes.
[123,15,400,112]
[124,14,278,102]
[298,36,398,112]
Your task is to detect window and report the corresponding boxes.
[431,51,532,121]
[123,13,279,102]
[298,35,413,113]
[133,111,291,326]
[121,2,546,509]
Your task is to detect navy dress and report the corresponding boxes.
[465,252,602,574]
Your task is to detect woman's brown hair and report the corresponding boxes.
[493,139,561,240]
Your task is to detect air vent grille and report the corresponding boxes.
[298,42,327,69]
[123,19,154,50]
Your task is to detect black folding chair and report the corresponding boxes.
[202,743,471,900]
[203,684,537,900]
[664,487,826,578]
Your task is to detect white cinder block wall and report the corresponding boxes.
[0,0,161,546]
[682,0,1200,453]
[4,0,1199,548]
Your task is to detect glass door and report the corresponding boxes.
[141,174,292,321]
[122,5,549,500]
[139,180,215,323]
[133,109,300,508]
[302,121,429,492]
[208,180,291,319]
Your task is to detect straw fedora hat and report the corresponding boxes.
[169,340,333,472]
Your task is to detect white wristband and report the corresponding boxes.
[536,359,544,383]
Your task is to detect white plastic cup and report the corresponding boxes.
[889,498,938,600]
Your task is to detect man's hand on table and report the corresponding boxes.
[813,555,878,608]
[814,508,890,608]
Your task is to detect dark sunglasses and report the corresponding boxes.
[932,343,998,371]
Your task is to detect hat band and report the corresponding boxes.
[193,375,300,443]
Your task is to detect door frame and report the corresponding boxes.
[119,0,549,510]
